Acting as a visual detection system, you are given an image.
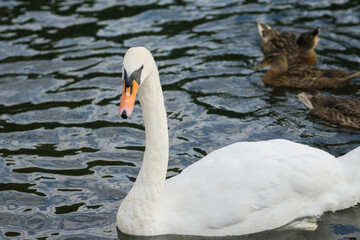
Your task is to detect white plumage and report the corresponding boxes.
[117,47,360,236]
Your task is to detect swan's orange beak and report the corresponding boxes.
[119,80,139,119]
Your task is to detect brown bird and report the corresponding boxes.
[254,49,360,89]
[257,22,320,65]
[298,92,360,129]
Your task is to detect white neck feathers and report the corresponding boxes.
[117,61,169,235]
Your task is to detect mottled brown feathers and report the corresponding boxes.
[257,23,360,129]
[298,93,360,128]
[258,22,297,59]
[265,66,359,89]
[257,22,319,66]
[260,50,360,89]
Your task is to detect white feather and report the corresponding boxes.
[117,47,360,237]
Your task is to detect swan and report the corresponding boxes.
[117,46,360,236]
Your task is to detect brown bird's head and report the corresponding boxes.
[253,49,288,73]
[297,26,320,52]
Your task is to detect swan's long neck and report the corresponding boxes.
[117,65,169,235]
[137,67,169,193]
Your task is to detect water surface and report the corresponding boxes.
[0,0,360,239]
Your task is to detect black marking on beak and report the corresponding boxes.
[130,84,133,95]
[124,65,144,88]
[121,110,128,119]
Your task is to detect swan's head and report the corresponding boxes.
[119,47,155,119]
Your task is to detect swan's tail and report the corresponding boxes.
[338,146,360,181]
[332,146,360,212]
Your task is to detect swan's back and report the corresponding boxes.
[158,139,349,236]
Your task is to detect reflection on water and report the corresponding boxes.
[118,205,360,240]
[0,0,359,239]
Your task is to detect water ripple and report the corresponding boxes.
[0,0,360,239]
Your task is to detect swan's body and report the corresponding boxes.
[117,47,360,236]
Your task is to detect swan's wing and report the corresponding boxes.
[159,139,343,235]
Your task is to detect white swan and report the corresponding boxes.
[117,46,360,237]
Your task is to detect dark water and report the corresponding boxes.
[0,0,360,239]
